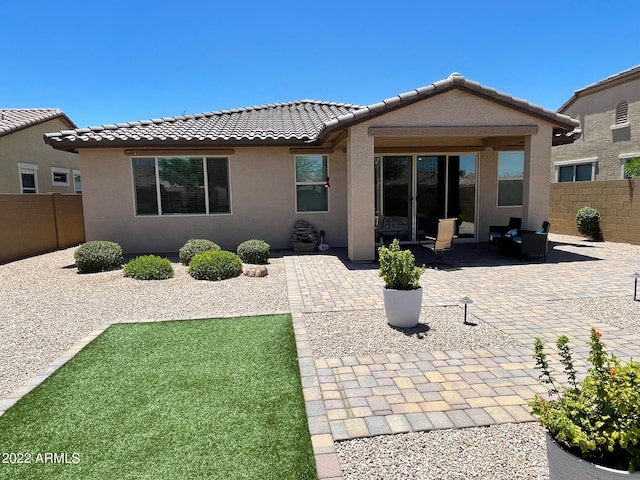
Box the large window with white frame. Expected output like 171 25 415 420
132 156 230 216
17 162 38 193
295 155 328 212
497 151 523 206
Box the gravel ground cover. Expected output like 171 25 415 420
558 296 640 336
336 422 549 480
304 306 523 357
0 247 287 400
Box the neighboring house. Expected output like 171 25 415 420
44 73 578 261
552 65 640 182
0 109 80 194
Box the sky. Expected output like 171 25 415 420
1 1 639 129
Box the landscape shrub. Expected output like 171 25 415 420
178 238 220 265
237 239 270 264
576 206 602 240
74 240 123 274
124 255 174 280
189 250 243 281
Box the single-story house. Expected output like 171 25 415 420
1 109 80 194
44 73 579 262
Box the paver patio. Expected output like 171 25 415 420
287 239 640 480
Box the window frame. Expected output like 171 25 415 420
51 167 71 187
620 153 640 178
496 151 524 207
17 162 38 194
294 154 329 213
554 158 597 182
131 156 232 217
72 169 82 193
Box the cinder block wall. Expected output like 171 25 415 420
549 178 640 244
0 193 85 263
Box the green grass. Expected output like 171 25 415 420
0 315 317 479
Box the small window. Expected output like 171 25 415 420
17 162 38 193
558 164 593 182
73 170 82 193
51 167 70 186
615 101 629 125
555 158 596 182
295 155 328 212
497 152 523 206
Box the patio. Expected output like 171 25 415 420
286 235 640 478
0 234 639 479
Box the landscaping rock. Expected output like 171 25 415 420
244 265 268 277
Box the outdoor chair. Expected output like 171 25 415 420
421 218 457 267
498 220 551 262
488 216 521 251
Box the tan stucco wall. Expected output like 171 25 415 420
552 77 640 181
79 147 348 253
0 118 80 193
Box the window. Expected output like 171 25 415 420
558 164 593 182
295 155 328 212
73 170 82 193
554 158 597 182
615 101 629 125
497 152 523 206
132 157 230 216
17 162 38 193
51 167 70 186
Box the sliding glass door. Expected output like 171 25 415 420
375 154 476 241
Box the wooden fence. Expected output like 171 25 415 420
0 193 85 263
549 177 640 245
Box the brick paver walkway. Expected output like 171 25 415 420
287 241 640 479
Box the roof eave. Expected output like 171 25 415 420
316 82 579 143
43 136 321 153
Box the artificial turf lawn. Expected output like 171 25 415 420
0 315 317 479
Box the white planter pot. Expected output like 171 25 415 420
382 287 422 328
546 432 640 479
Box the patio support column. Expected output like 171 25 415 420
346 124 375 262
522 124 552 230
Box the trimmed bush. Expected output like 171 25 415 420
74 240 123 274
576 206 602 240
178 238 220 265
124 255 174 280
189 250 243 281
237 239 270 264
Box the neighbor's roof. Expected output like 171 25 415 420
0 108 77 138
558 65 640 113
44 74 580 152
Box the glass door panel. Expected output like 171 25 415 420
456 155 476 238
382 156 412 240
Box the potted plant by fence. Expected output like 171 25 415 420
530 328 640 479
378 239 425 328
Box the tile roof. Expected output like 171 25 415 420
317 73 579 143
0 109 76 138
558 65 640 113
44 101 361 150
44 74 580 151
